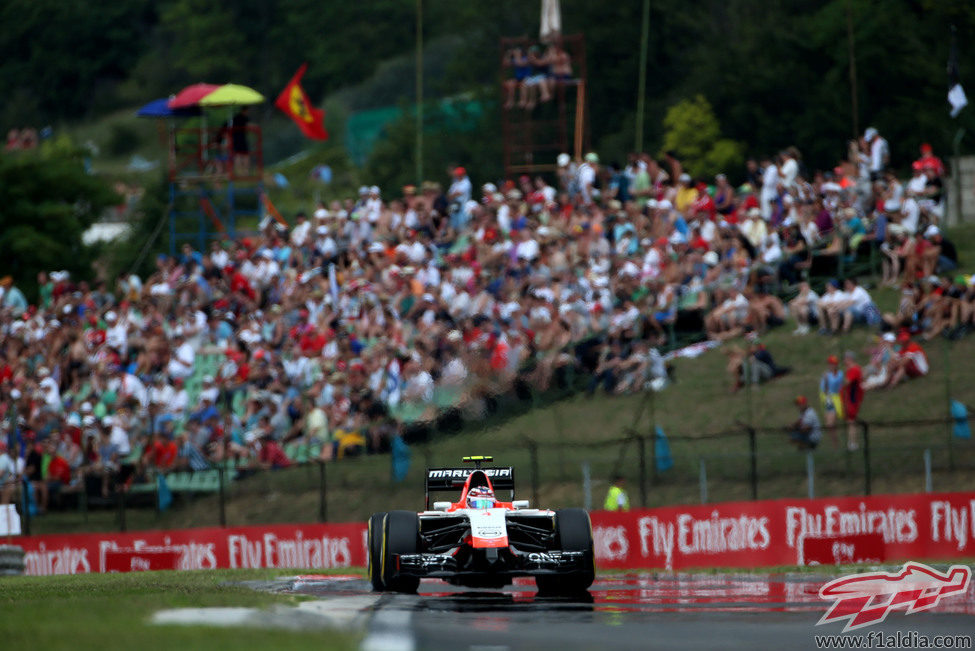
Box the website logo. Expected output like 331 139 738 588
817 562 971 632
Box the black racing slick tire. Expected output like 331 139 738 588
536 508 595 594
367 512 386 591
381 510 420 593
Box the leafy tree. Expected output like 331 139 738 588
0 146 120 297
661 95 744 179
158 0 248 81
0 0 151 123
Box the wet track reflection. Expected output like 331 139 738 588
287 572 975 615
280 572 975 650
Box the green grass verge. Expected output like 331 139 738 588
0 568 361 651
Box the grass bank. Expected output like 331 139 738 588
0 568 360 650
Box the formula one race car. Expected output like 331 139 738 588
367 456 594 594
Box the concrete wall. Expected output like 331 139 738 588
946 155 975 226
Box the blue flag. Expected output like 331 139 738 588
655 426 674 472
157 474 173 511
391 436 411 483
951 400 971 440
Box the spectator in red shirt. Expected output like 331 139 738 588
690 182 716 220
841 351 864 450
914 143 945 178
257 436 292 470
142 431 178 474
887 331 930 387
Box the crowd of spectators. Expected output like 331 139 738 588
0 120 968 510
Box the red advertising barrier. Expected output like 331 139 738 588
798 533 885 566
590 490 975 570
13 490 975 575
104 548 181 573
17 522 367 576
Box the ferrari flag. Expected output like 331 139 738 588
275 63 328 140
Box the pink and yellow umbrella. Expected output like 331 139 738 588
167 83 221 109
167 83 264 109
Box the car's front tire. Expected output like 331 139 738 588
536 508 595 594
381 510 420 593
367 512 386 591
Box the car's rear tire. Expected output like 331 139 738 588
382 510 420 593
536 508 595 595
367 512 386 591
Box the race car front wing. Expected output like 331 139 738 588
396 547 590 578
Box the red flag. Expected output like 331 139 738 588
275 63 328 141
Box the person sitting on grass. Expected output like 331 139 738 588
587 339 623 396
881 282 922 332
863 332 897 390
789 281 819 335
747 286 787 334
705 288 749 341
886 331 929 388
833 278 880 333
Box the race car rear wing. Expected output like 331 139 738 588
424 467 515 509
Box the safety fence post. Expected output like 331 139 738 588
747 426 758 500
699 459 708 504
526 438 539 507
218 466 227 527
923 449 932 493
637 435 648 508
861 421 871 496
806 452 815 500
118 487 127 532
581 461 592 511
318 462 327 523
20 479 30 536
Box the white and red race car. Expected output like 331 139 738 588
367 456 594 594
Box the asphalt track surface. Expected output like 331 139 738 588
276 572 975 651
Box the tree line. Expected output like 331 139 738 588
1 0 974 176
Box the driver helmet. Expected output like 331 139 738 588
466 486 496 509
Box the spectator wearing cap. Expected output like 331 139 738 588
447 166 472 231
556 152 578 198
863 332 897 390
819 354 844 448
915 143 945 178
577 153 599 205
674 173 698 215
922 225 958 275
789 395 822 450
886 331 929 388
